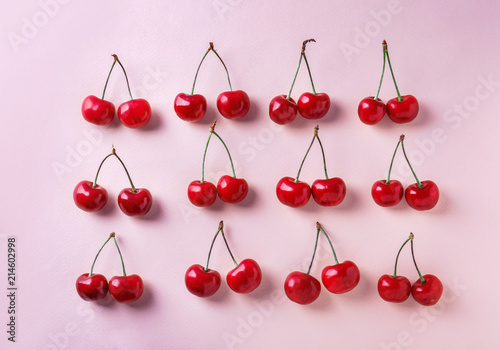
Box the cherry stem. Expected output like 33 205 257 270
295 125 323 182
219 223 238 267
112 54 133 100
385 135 403 184
213 131 237 178
383 41 402 102
200 121 216 182
286 39 316 100
112 235 127 277
89 232 114 277
301 40 317 95
410 233 426 283
286 54 303 100
400 136 422 187
112 147 137 193
393 234 412 278
205 221 223 271
317 222 339 265
306 227 321 275
210 43 233 91
314 126 329 179
374 42 386 101
101 56 117 100
191 46 212 95
92 152 114 189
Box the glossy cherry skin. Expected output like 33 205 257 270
386 95 419 124
411 274 443 306
276 177 311 208
76 273 108 301
321 261 360 294
117 98 151 128
405 180 439 211
73 180 108 212
226 259 262 294
358 96 386 125
174 93 207 122
187 180 217 207
217 175 248 204
297 92 330 120
117 188 153 216
311 177 346 206
377 274 411 303
81 95 115 125
217 90 250 120
185 264 221 298
284 271 321 305
269 95 297 125
108 274 144 303
371 180 404 207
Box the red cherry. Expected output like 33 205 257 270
358 97 386 125
269 95 297 125
321 261 360 294
226 259 262 294
311 177 346 206
81 95 115 125
276 176 311 208
371 180 404 207
174 93 207 122
108 274 144 303
185 264 221 298
117 188 153 216
377 274 411 303
386 95 419 124
405 180 439 211
76 273 108 301
297 92 330 120
73 180 108 212
284 271 321 305
411 274 443 306
117 98 151 128
187 180 217 207
217 175 248 204
217 90 250 120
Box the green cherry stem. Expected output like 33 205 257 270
112 234 127 277
383 40 402 102
200 121 216 183
92 151 115 189
210 42 233 92
317 222 339 265
191 45 212 95
212 131 236 178
112 54 133 100
400 135 422 187
205 221 223 272
306 226 321 275
385 134 404 184
101 55 118 100
301 39 317 95
112 147 137 193
374 41 387 101
295 125 328 182
393 234 412 278
89 232 114 277
410 233 426 283
219 221 238 267
286 39 316 100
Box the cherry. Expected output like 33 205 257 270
311 178 346 206
217 90 250 120
187 180 217 207
358 97 386 125
284 271 321 305
73 180 108 212
298 92 330 120
411 274 443 306
269 95 297 125
217 175 248 204
226 258 262 294
276 177 311 208
185 264 221 297
174 93 207 122
118 188 153 217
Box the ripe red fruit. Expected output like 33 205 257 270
411 274 443 306
117 98 152 128
187 180 217 207
297 92 330 120
377 274 412 303
311 177 346 206
81 95 115 125
174 93 207 122
371 180 404 207
217 175 248 203
109 274 144 303
117 188 153 217
386 95 419 124
185 264 221 298
226 259 262 294
276 177 311 208
405 180 439 211
73 180 108 212
321 261 360 294
269 95 298 125
357 97 386 125
284 271 321 305
217 90 250 120
76 273 108 301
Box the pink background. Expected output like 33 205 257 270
2 1 500 349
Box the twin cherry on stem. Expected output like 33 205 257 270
372 134 439 210
188 120 248 207
378 233 443 306
269 39 331 125
82 54 152 128
76 232 144 304
358 40 419 125
276 125 346 208
73 146 153 217
185 221 262 297
174 42 250 122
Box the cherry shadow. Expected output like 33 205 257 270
240 267 275 301
137 107 165 132
233 97 259 123
137 198 165 221
197 104 219 125
95 199 118 216
95 292 117 308
128 283 155 310
206 283 230 303
235 187 257 208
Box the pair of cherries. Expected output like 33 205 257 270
73 147 153 217
185 221 262 297
285 223 360 305
358 40 419 125
277 126 346 208
378 233 443 306
175 42 250 122
76 233 144 304
82 54 152 128
270 39 330 125
372 135 439 211
188 121 248 207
